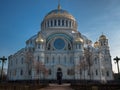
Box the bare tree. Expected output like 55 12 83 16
77 57 88 80
84 46 93 80
34 60 48 82
25 50 34 80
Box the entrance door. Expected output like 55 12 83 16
56 68 63 80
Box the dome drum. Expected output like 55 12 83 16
41 7 77 30
41 17 77 30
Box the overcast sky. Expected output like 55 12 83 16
0 0 120 73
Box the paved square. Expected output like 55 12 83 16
38 84 74 90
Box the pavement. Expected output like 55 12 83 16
37 83 74 90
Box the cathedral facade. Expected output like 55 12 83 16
7 4 113 81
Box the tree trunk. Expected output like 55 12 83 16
1 62 4 80
117 62 120 74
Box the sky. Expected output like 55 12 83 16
0 0 120 73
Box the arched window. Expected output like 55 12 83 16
106 71 109 77
38 44 40 49
68 44 71 50
58 19 60 26
48 44 50 50
20 69 23 76
67 69 70 75
51 20 53 27
96 69 98 75
62 20 64 26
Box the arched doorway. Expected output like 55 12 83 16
57 67 62 72
56 67 63 84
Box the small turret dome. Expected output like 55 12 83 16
94 41 99 48
75 37 83 43
36 34 44 43
99 34 107 40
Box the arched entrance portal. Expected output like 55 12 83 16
57 68 62 72
56 68 63 84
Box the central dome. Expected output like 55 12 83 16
41 4 77 30
44 9 75 21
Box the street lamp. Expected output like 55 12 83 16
0 56 7 80
113 56 120 74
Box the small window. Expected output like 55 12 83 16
38 44 40 49
20 70 23 76
48 44 50 50
106 71 109 76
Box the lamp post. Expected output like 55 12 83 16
0 56 7 80
113 56 120 74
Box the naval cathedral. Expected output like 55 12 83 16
8 4 113 81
